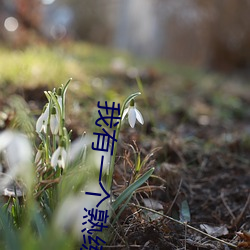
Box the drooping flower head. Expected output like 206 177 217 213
57 87 63 112
122 99 144 128
35 143 43 165
51 140 67 170
50 106 59 135
0 130 33 190
36 103 50 134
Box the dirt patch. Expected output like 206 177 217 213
2 74 250 249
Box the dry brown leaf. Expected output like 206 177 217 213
237 231 250 248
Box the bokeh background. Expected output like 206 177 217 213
2 0 250 72
0 1 250 249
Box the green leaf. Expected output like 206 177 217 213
179 199 191 222
0 208 21 250
62 78 72 98
111 192 133 225
32 209 45 237
112 167 154 211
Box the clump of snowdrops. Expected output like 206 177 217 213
0 79 154 249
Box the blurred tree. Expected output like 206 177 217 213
63 0 114 44
160 0 250 71
16 0 41 32
203 0 250 71
0 0 42 46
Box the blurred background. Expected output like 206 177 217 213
1 0 250 73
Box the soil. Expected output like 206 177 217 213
1 70 250 250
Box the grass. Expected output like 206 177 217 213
0 42 132 87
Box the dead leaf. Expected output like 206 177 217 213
142 198 164 221
200 224 229 237
142 198 163 210
237 231 250 248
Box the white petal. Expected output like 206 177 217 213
41 122 47 133
122 107 129 120
36 113 45 133
44 104 50 119
93 150 111 174
135 109 144 125
51 147 61 168
1 132 33 191
35 150 42 164
67 136 90 163
6 133 32 170
54 183 106 239
0 130 13 151
60 148 67 169
50 114 59 135
128 108 136 128
58 159 64 169
57 96 63 112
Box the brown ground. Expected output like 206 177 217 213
1 69 250 250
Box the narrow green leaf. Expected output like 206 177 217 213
32 209 45 237
112 167 154 211
62 78 72 98
111 192 133 225
135 152 141 172
0 208 21 250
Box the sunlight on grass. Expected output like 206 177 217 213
0 45 85 86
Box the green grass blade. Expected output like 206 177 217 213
111 192 133 225
112 167 154 211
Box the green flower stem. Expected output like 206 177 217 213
48 92 63 136
52 134 56 152
44 95 53 164
61 78 72 126
107 92 141 192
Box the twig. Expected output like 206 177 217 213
184 221 187 250
233 192 250 227
166 178 183 215
129 203 237 249
221 190 236 221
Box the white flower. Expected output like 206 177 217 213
54 183 109 239
35 148 42 164
51 145 67 169
50 106 59 135
57 95 63 111
35 144 43 164
67 135 110 173
0 130 33 190
122 99 144 128
56 87 63 113
36 104 50 133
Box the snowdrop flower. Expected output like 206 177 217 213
122 99 144 128
35 143 43 164
54 183 109 239
56 87 63 111
67 135 111 174
50 106 59 135
0 130 33 190
36 103 50 133
51 142 67 169
67 134 89 163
